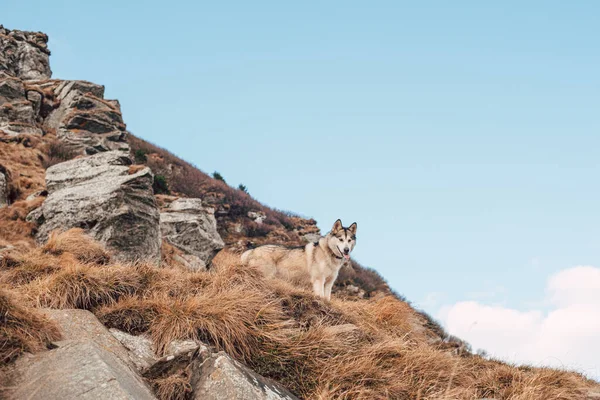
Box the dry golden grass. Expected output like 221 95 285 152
150 372 193 400
0 247 64 285
42 228 111 264
0 133 48 202
0 197 44 246
0 287 61 364
0 233 597 399
24 262 142 310
128 164 146 175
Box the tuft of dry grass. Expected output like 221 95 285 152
0 248 63 285
24 262 142 310
96 296 160 335
42 228 111 264
0 287 61 365
149 372 193 400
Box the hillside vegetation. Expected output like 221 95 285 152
2 229 597 399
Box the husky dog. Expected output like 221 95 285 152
241 219 357 300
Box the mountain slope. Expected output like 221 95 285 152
0 25 598 400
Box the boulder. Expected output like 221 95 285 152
32 151 161 263
43 79 129 155
0 25 51 80
248 210 267 224
1 309 156 400
0 169 7 207
191 352 299 400
5 341 156 400
160 198 224 270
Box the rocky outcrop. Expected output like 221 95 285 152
191 352 298 400
41 79 130 154
160 198 224 270
0 26 128 152
31 151 161 263
2 309 156 400
0 72 42 135
0 25 51 80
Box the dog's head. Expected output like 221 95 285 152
327 219 357 261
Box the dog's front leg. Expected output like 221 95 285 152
312 278 325 298
324 278 335 301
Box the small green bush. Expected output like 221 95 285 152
134 149 148 164
238 184 248 194
153 175 169 194
212 171 226 183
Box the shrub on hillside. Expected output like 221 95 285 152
212 171 225 183
127 134 303 236
134 149 148 164
153 175 169 194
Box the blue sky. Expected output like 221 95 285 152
4 1 600 377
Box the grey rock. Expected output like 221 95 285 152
33 151 161 263
0 309 156 400
26 89 42 118
44 150 131 192
0 170 7 208
42 309 135 368
109 329 156 372
5 341 156 400
25 189 47 201
160 198 224 270
191 352 299 400
248 211 267 224
0 73 41 136
44 79 128 155
0 25 51 80
109 328 208 379
54 79 105 99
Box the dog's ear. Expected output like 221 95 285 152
332 219 343 233
348 222 357 235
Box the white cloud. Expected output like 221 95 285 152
438 266 600 381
